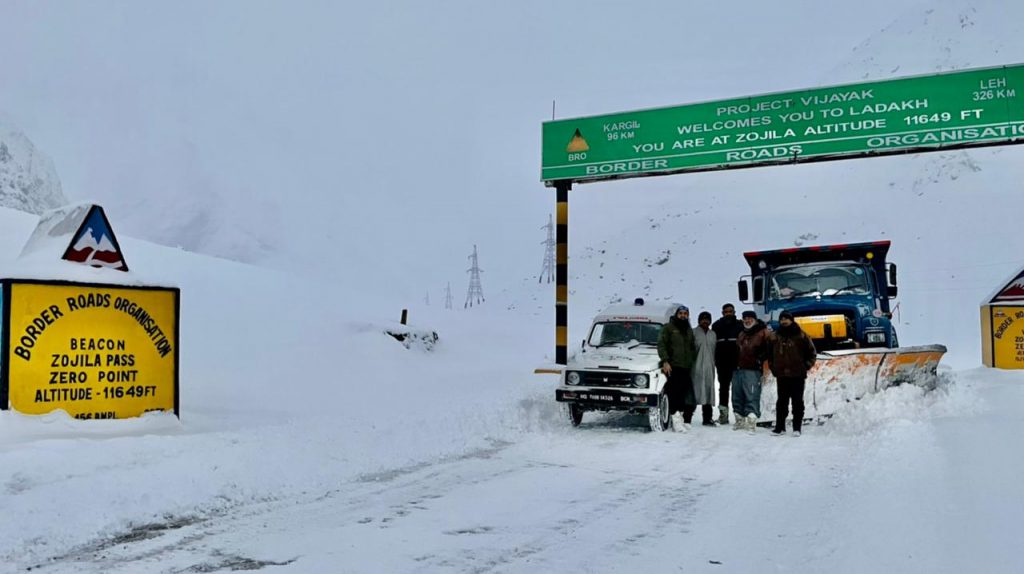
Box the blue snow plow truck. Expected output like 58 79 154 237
737 240 900 350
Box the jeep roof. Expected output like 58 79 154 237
592 301 683 325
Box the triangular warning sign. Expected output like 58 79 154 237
20 204 130 272
566 129 590 153
992 269 1024 302
63 205 129 271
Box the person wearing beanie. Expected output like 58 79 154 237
658 305 698 432
711 303 742 425
768 310 817 437
693 311 718 426
733 310 769 433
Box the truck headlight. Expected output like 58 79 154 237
866 332 886 344
633 374 649 388
566 372 581 385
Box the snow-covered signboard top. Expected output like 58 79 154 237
985 268 1024 304
20 203 128 271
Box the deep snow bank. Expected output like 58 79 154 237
0 204 554 565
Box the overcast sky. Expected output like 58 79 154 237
0 0 930 296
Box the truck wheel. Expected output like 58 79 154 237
648 393 670 432
562 403 584 427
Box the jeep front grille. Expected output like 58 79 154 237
579 371 636 387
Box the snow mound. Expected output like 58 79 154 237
825 369 986 436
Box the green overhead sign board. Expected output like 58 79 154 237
541 64 1024 184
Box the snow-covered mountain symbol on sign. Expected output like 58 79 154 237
63 207 128 271
994 271 1024 301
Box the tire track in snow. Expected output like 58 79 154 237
17 435 705 573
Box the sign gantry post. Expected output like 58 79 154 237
555 180 571 365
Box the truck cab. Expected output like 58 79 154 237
555 299 680 431
737 241 900 350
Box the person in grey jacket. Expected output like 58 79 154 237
693 311 718 426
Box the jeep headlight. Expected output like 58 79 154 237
633 374 649 388
566 371 581 385
866 332 886 344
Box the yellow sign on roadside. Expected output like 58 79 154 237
984 305 1024 369
3 281 179 419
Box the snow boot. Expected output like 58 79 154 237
771 428 784 437
718 406 730 426
700 405 716 426
733 415 745 431
671 413 685 432
746 413 758 433
791 430 801 438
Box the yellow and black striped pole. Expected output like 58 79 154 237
555 180 571 365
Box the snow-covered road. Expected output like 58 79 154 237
18 369 1022 574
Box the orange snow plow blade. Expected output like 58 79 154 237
812 345 947 390
761 345 947 421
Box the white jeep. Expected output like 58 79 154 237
555 300 681 431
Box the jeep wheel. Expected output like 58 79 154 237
562 403 584 427
648 393 670 432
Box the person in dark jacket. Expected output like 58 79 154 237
711 303 742 425
734 310 769 432
658 305 697 431
768 310 817 437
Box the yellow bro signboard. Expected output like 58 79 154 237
3 281 179 419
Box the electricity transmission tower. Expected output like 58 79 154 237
425 291 430 306
539 213 555 283
444 283 453 310
465 245 485 308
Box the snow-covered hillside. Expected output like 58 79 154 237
0 118 66 215
2 0 1024 571
827 0 1024 81
0 199 1020 572
0 203 553 570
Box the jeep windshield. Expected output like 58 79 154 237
588 321 662 347
769 263 871 301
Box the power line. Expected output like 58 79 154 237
465 245 485 308
539 213 555 283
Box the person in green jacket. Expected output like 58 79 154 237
658 305 698 431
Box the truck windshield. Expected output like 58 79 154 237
588 322 662 347
769 263 871 300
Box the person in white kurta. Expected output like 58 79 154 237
693 311 718 425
